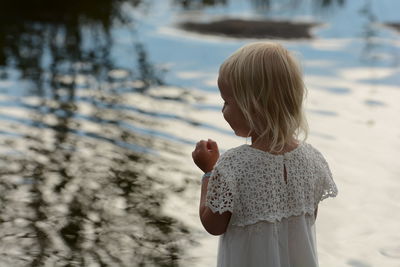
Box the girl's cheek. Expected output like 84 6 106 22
221 108 227 118
222 113 227 122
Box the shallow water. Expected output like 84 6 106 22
0 0 399 266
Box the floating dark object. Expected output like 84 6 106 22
385 23 400 33
179 18 320 39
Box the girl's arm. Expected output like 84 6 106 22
193 139 232 235
199 177 232 235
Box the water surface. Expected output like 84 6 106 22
0 0 399 266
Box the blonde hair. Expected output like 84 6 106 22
219 42 308 152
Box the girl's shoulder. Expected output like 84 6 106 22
219 142 324 159
215 144 259 168
301 143 331 167
214 145 248 171
216 142 331 170
218 145 248 159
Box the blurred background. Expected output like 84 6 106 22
0 0 399 266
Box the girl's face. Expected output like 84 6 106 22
217 76 251 137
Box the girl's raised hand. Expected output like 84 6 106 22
192 139 220 173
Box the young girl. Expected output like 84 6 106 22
192 42 338 267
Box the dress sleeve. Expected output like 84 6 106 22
315 155 338 203
205 163 235 214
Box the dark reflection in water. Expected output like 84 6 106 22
0 128 195 265
0 0 196 266
250 0 345 11
174 0 346 10
174 0 227 9
359 0 381 64
0 0 164 92
313 0 345 7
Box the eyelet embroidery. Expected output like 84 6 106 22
205 143 338 227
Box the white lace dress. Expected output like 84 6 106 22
205 143 338 267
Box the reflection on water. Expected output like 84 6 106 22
173 0 346 9
0 0 197 266
0 0 400 266
359 0 380 64
0 128 195 265
174 0 228 9
249 0 345 12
